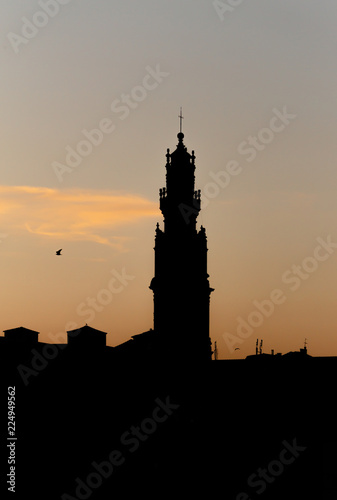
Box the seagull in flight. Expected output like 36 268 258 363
56 249 62 256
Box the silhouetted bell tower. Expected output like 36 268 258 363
150 124 213 362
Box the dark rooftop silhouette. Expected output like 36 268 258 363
67 324 107 349
3 326 39 346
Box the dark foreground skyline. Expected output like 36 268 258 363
2 325 337 499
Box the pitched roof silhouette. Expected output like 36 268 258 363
67 324 107 347
4 326 39 344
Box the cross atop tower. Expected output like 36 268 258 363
179 107 184 133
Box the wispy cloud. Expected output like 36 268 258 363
0 186 159 250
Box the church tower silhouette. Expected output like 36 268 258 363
150 124 214 362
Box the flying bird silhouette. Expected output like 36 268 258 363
56 249 62 256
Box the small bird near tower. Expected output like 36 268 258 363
56 249 62 256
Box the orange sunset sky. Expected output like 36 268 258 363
1 1 337 359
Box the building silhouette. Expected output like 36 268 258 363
150 131 213 362
67 324 107 349
3 326 39 347
1 126 337 499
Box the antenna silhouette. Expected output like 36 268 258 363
303 338 308 354
214 341 218 360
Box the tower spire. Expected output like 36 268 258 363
149 126 214 363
